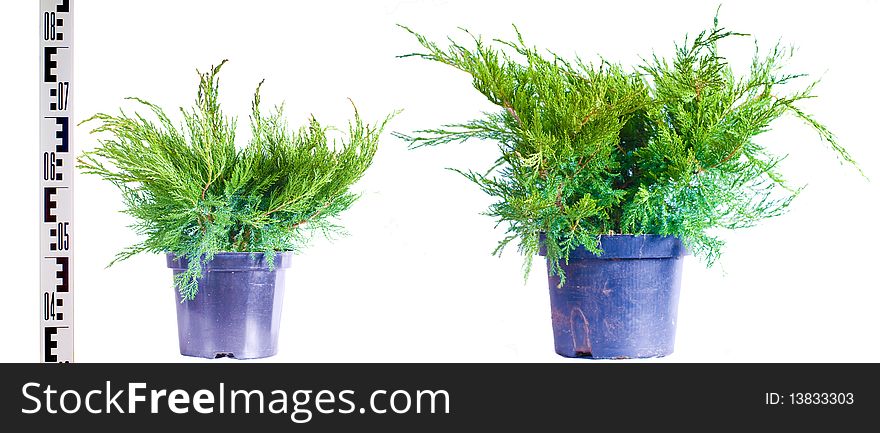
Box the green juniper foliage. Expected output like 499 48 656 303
79 61 394 300
397 17 859 284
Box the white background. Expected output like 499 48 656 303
1 0 878 362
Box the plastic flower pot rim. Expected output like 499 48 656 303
166 251 295 271
538 233 687 260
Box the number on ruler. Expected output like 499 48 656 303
50 82 69 111
50 222 70 251
44 12 56 41
43 151 57 180
57 222 69 250
43 292 56 320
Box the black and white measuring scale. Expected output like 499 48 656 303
39 0 73 363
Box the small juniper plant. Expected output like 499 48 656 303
397 16 860 284
79 61 395 300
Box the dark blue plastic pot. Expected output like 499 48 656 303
166 252 292 359
541 235 686 359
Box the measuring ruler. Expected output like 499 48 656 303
39 0 74 363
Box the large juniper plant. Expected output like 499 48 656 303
398 16 859 284
79 61 394 300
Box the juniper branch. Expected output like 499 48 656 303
78 61 396 300
399 14 859 283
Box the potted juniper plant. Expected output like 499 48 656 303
398 18 859 358
79 61 394 359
